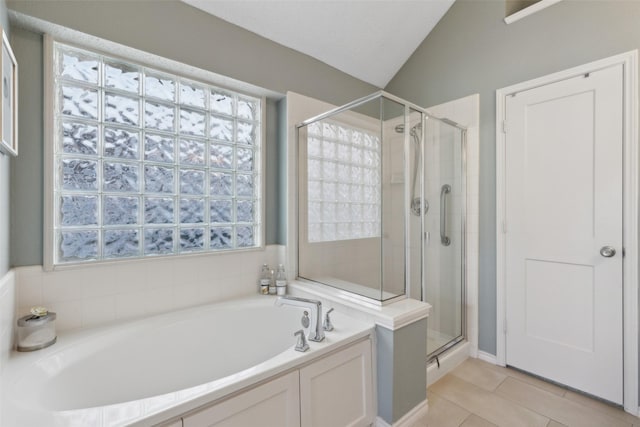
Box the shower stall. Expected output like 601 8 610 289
296 91 467 363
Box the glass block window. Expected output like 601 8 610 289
306 120 381 242
52 42 262 264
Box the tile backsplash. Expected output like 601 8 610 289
15 245 284 332
0 270 16 373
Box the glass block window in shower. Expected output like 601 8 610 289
306 120 381 242
52 42 262 264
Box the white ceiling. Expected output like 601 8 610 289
181 0 455 88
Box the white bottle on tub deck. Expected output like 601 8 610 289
275 264 287 296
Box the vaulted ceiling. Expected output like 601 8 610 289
182 0 455 88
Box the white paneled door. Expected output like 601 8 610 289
504 64 623 404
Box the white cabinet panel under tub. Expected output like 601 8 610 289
180 339 373 427
183 371 300 427
300 339 373 427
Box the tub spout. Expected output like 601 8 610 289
275 296 325 342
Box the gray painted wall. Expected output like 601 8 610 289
385 0 640 355
376 318 427 424
0 138 8 277
393 317 427 419
0 0 9 277
276 98 287 245
264 99 279 245
376 325 394 423
7 0 376 102
8 0 377 266
9 26 40 268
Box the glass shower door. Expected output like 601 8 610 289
424 119 465 359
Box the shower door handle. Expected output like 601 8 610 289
440 184 451 246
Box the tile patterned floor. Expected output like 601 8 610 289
416 358 640 427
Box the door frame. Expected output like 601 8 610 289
496 51 638 415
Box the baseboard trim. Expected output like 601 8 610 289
375 398 429 427
477 350 498 365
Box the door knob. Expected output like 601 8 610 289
600 246 616 258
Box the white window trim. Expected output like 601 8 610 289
43 34 267 270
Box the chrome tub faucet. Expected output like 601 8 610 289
275 296 325 342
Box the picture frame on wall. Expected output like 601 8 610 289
0 28 17 157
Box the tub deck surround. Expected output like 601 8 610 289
287 281 431 331
0 295 374 427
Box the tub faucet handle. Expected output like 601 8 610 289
294 329 309 352
301 311 310 328
324 308 334 331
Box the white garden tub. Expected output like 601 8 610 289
0 295 373 426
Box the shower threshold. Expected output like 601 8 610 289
427 328 465 364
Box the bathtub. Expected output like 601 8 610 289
0 295 374 426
